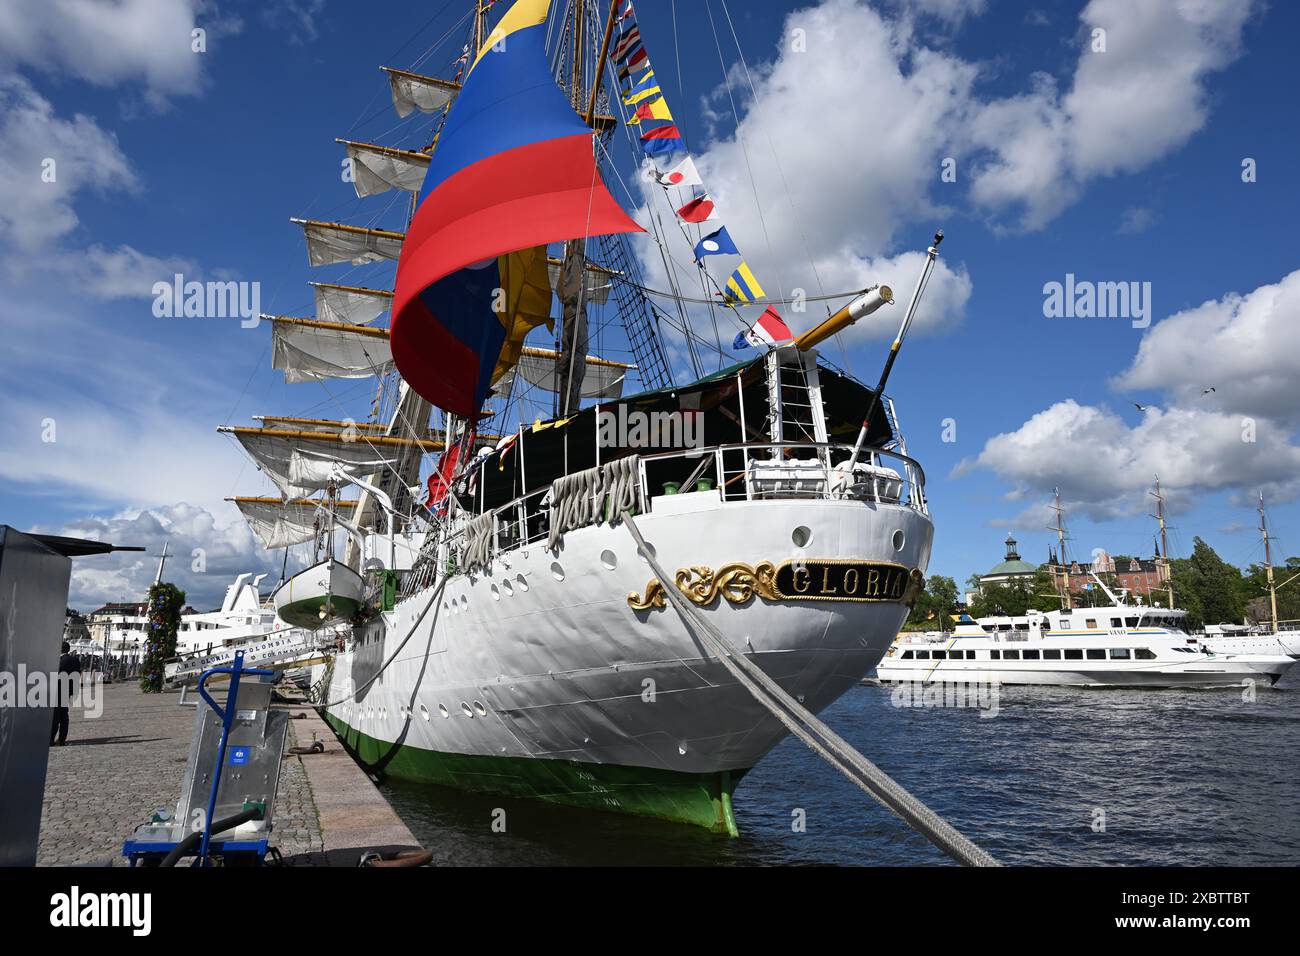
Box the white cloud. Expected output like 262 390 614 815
967 0 1258 228
0 76 137 253
1116 206 1157 235
902 0 989 27
36 503 277 611
957 400 1300 521
0 0 240 103
1114 269 1300 426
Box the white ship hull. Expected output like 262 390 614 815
320 495 932 830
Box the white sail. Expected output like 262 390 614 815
547 259 612 305
497 348 632 399
384 67 459 118
271 319 394 384
233 498 322 549
341 140 430 197
294 219 403 266
312 282 391 325
224 427 399 498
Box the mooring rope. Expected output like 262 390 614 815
548 456 641 550
621 511 1000 867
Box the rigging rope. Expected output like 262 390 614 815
620 510 1000 867
613 273 872 308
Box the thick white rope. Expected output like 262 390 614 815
621 510 999 867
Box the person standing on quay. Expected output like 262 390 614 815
50 641 81 746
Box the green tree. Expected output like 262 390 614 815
1168 537 1244 631
1239 556 1300 626
905 574 958 630
140 582 186 693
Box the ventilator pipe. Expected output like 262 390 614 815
794 285 894 352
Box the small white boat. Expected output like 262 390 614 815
272 558 364 630
877 601 1294 688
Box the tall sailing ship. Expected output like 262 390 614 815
222 0 938 833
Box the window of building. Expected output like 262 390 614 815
1043 649 1062 660
1086 649 1106 660
1109 648 1131 660
1064 649 1083 660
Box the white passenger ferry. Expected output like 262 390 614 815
877 579 1294 688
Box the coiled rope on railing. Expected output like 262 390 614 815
548 455 640 550
621 510 999 867
461 512 496 573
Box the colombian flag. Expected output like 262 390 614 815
391 0 642 418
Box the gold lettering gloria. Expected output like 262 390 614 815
628 559 925 609
627 562 780 610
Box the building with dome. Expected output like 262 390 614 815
967 534 1040 601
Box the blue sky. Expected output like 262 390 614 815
2 0 1298 608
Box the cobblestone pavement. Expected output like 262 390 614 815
38 681 323 865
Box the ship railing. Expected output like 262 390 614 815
399 441 927 597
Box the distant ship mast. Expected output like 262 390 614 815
1149 475 1173 609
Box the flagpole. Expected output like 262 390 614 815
844 231 943 471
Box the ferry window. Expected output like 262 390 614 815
998 624 1012 631
1003 649 1020 660
1109 648 1131 660
1110 618 1122 627
1086 649 1106 660
1043 649 1062 660
1125 617 1139 627
989 650 1001 660
1022 649 1040 660
1014 622 1029 630
1085 618 1097 629
1135 648 1156 660
915 651 930 660
931 650 947 660
1058 619 1071 629
1064 649 1083 660
901 650 914 659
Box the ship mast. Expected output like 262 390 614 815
1149 475 1173 609
556 0 592 416
1050 488 1071 610
1260 491 1279 633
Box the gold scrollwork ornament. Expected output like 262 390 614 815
628 561 780 610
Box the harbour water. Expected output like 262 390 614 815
382 669 1300 866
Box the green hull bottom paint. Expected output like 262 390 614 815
323 712 744 835
278 594 361 631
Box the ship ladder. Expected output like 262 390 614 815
623 511 999 867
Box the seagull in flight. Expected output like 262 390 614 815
1202 386 1216 395
1132 402 1149 412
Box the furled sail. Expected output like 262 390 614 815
219 425 440 497
382 66 460 118
338 140 431 197
496 347 634 400
546 258 612 305
271 317 394 383
311 282 392 325
230 496 358 550
293 218 404 266
390 0 643 418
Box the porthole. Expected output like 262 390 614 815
459 595 468 610
460 702 474 718
438 703 449 719
491 584 501 601
419 704 430 720
473 701 487 716
637 542 656 563
600 549 618 570
678 741 689 756
515 573 529 591
892 529 906 551
792 526 812 548
501 579 513 596
550 561 565 581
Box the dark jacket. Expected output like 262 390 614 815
55 653 82 707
